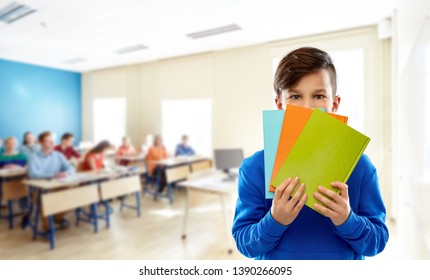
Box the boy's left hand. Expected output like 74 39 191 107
313 182 351 226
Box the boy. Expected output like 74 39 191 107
28 131 75 179
54 133 81 160
232 47 388 260
175 135 196 156
28 131 75 231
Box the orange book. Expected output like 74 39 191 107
269 105 348 192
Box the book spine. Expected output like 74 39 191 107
342 137 371 184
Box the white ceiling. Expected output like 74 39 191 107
0 0 397 72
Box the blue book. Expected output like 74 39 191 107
263 110 284 199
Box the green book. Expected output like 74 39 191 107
271 109 370 213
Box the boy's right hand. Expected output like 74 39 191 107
270 177 307 226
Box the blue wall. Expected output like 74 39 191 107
0 59 81 145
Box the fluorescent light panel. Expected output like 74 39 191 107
187 24 242 39
0 2 36 24
114 44 148 55
63 57 87 64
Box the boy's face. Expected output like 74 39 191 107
63 137 74 147
5 139 16 151
41 135 54 151
275 69 340 113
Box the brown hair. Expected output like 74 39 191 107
61 133 74 141
38 131 52 143
23 131 33 145
274 47 337 98
5 137 17 145
153 135 162 146
89 140 112 154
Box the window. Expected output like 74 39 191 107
162 99 212 156
272 57 281 109
424 43 430 180
93 98 126 147
330 49 365 131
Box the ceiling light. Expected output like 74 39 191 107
63 57 87 64
187 24 242 39
114 44 148 55
0 2 36 24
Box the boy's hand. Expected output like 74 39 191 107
271 177 307 226
313 182 351 226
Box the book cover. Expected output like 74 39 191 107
263 110 284 199
271 109 370 213
269 105 348 192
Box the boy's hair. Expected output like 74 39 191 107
61 133 74 141
38 131 52 143
274 47 337 98
5 137 17 144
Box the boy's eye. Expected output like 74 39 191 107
314 95 326 99
289 95 301 100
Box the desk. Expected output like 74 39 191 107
177 169 237 254
0 168 28 228
117 154 146 166
147 156 210 201
148 155 208 167
0 168 27 179
23 167 146 243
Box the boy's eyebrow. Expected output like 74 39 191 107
313 89 328 94
287 89 303 94
287 88 328 95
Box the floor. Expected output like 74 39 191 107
0 189 397 260
0 190 245 260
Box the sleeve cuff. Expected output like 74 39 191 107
259 210 289 239
334 210 362 237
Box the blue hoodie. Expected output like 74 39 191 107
232 151 389 260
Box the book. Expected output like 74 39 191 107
271 109 370 213
269 105 348 192
263 110 285 199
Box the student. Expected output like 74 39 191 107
0 137 29 226
232 47 388 260
82 140 112 171
20 131 39 158
0 137 27 169
145 135 168 193
28 131 75 231
174 135 195 156
139 134 154 157
54 133 81 160
28 131 75 179
0 138 4 154
116 136 136 165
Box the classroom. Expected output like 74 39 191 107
0 0 429 261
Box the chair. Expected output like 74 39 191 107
165 165 190 204
143 161 159 197
41 184 99 250
190 160 212 172
98 176 141 228
0 180 28 229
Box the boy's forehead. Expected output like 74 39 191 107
285 70 332 92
